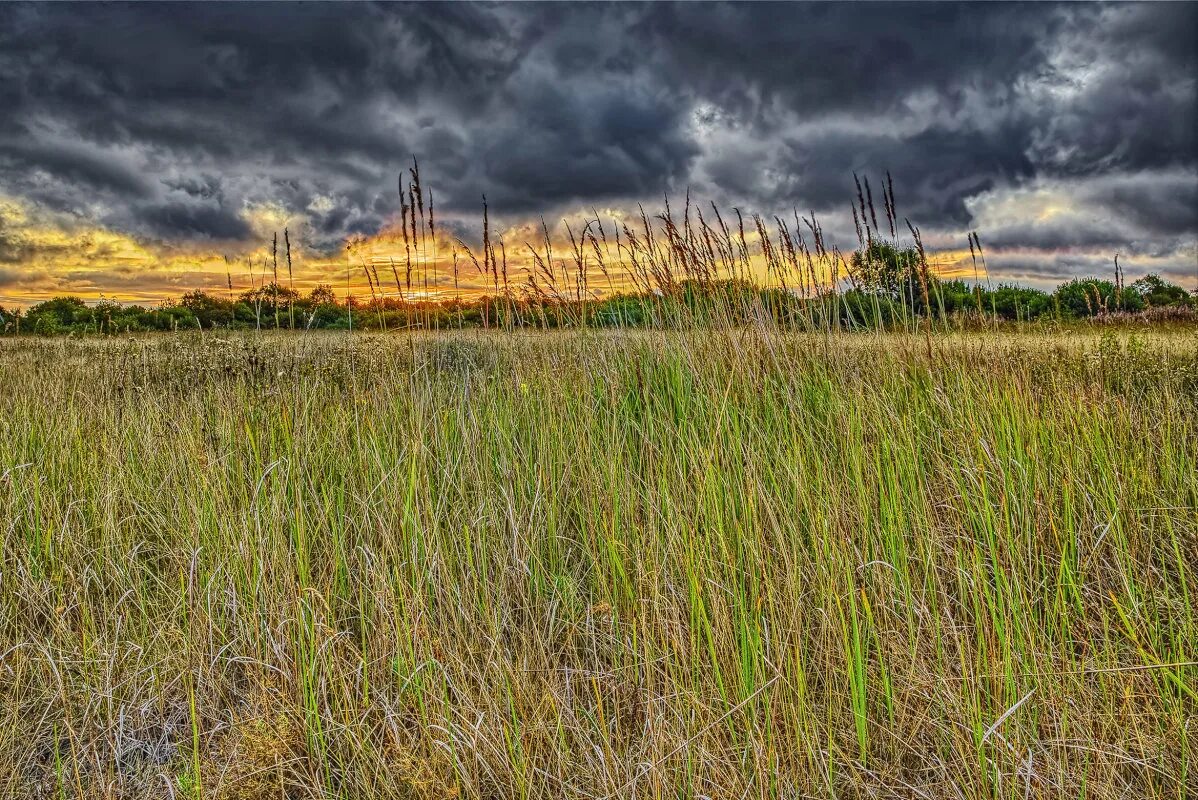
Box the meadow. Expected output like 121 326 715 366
0 325 1195 799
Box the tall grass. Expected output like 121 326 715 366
0 328 1194 798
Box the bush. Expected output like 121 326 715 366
988 284 1053 320
181 290 237 329
1054 278 1144 318
25 296 89 331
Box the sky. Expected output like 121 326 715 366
0 2 1195 306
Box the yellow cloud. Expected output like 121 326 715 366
3 194 965 308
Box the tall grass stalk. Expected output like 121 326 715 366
0 329 1194 798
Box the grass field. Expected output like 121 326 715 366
1 328 1195 799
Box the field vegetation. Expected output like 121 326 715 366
3 269 1194 337
2 170 1196 798
1 324 1195 798
2 170 1193 336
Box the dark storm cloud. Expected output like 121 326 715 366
0 139 153 199
0 2 1194 278
1080 173 1198 239
138 201 252 241
656 3 1196 240
762 122 1038 227
638 3 1062 116
477 78 699 211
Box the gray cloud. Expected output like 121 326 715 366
1077 173 1198 240
0 1 1194 286
137 201 252 241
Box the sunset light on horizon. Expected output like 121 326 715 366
1 3 1194 309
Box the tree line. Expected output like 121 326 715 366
1 245 1192 335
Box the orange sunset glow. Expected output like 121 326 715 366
0 2 1193 313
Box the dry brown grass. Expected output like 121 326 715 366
0 328 1194 798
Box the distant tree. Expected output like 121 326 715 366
90 299 125 333
24 296 90 333
26 296 86 319
849 241 922 297
180 290 236 328
239 282 300 328
313 302 353 329
144 304 199 331
33 314 63 336
929 279 989 316
109 304 152 333
308 284 338 307
297 284 343 329
1130 274 1191 307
